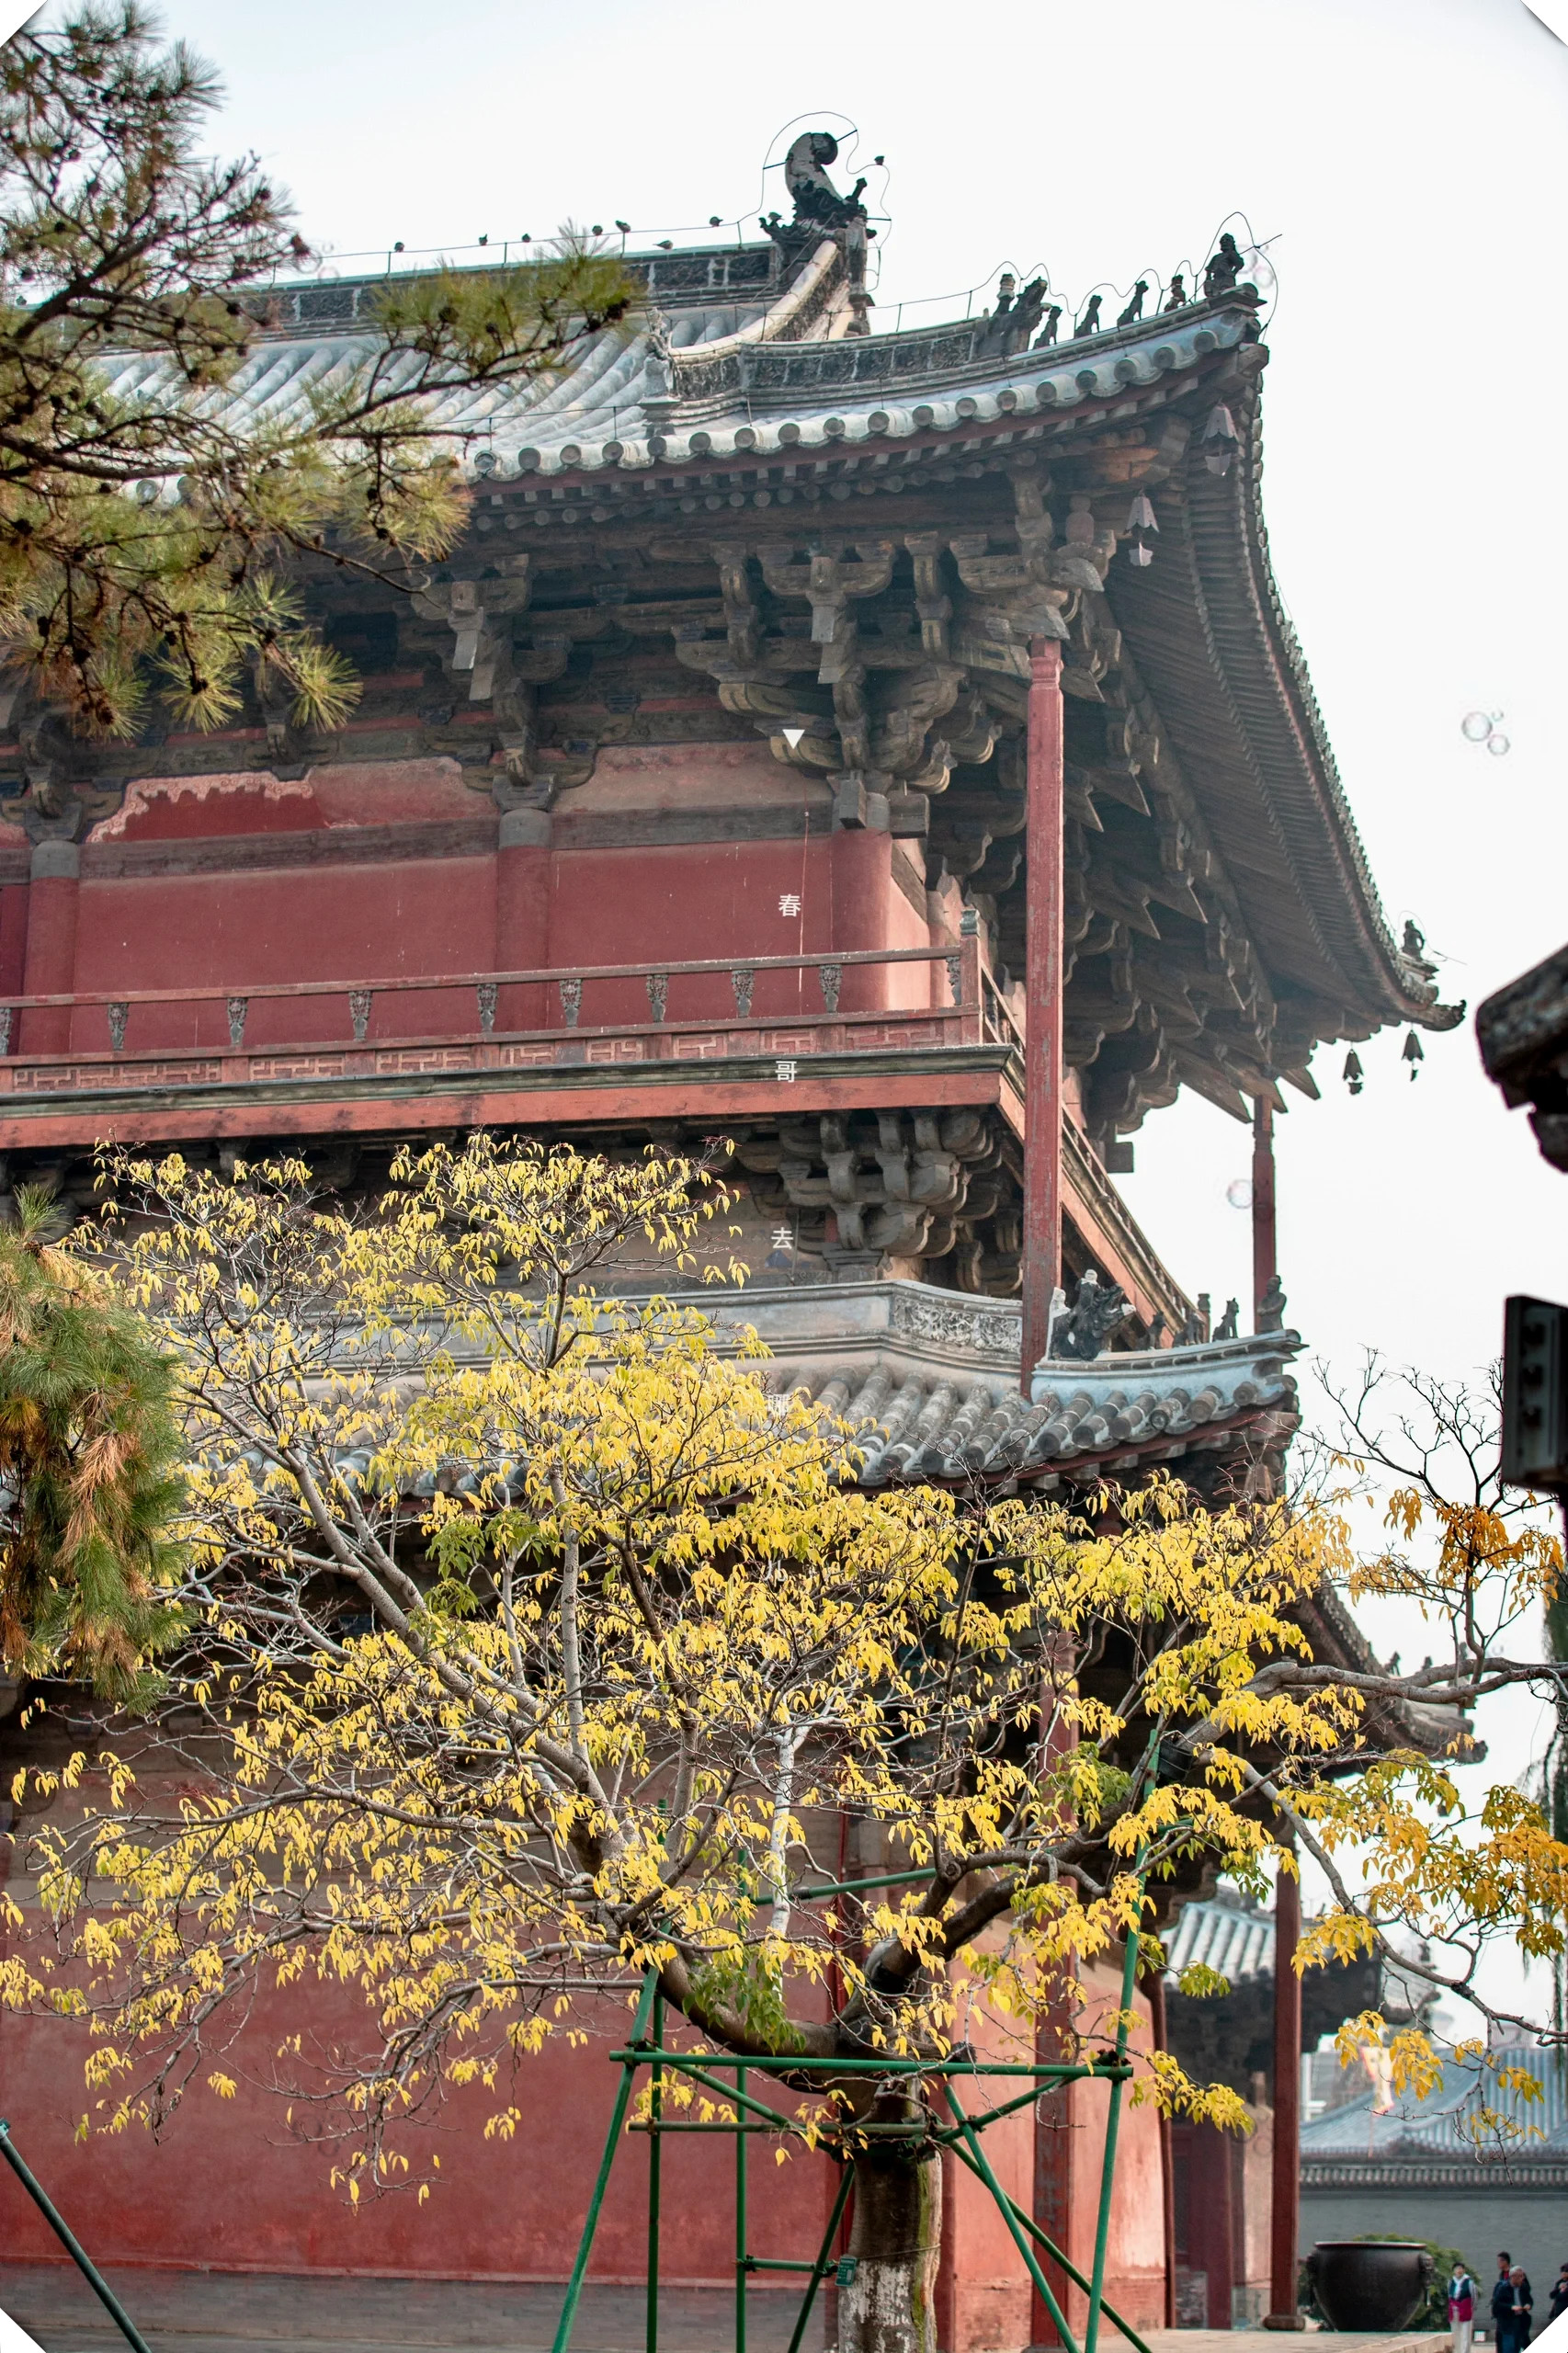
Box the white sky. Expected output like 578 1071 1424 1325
8 0 1568 2019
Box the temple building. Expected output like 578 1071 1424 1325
0 136 1460 2338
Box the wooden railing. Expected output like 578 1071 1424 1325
0 938 1022 1096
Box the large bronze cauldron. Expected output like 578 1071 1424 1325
1306 2241 1435 2331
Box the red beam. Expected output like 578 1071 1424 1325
1023 640 1065 1392
0 1063 1016 1154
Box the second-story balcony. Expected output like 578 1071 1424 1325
0 938 1011 1125
0 934 1190 1340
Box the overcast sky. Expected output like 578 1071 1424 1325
10 0 1568 2025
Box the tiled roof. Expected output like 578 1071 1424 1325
103 237 1259 488
363 1283 1301 1496
89 226 1453 1040
1301 2043 1568 2158
1163 1894 1275 1986
99 240 842 487
759 1313 1301 1490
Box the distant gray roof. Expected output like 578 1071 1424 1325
1301 2044 1568 2176
1164 1895 1275 1986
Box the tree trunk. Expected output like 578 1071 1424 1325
839 2104 942 2353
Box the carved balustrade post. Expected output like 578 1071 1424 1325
958 909 983 1038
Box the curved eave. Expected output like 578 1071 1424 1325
107 243 1455 1055
1108 376 1458 1042
517 286 1266 472
482 284 1455 1053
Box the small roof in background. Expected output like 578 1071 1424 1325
1163 1892 1275 1986
1301 2041 1568 2156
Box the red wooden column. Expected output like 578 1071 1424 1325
1022 639 1065 1392
1252 1096 1278 1327
19 839 80 1057
495 806 551 1029
1148 1968 1177 2328
1266 1843 1304 2329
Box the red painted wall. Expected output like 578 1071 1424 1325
74 860 502 1054
40 754 948 1056
935 1943 1037 2353
0 1983 830 2283
0 883 28 997
1035 1961 1167 2346
541 837 839 1029
0 1950 1160 2344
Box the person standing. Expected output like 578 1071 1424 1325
1494 2256 1512 2350
1503 2268 1534 2353
1548 2268 1568 2326
1450 2262 1477 2353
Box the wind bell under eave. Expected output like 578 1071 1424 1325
1125 493 1158 568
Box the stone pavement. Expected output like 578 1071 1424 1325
0 2271 1453 2353
0 2273 812 2353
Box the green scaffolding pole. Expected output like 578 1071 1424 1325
0 2120 155 2353
551 1971 659 2353
1085 1889 1145 2353
781 2164 854 2353
559 1892 1151 2353
735 2063 748 2353
944 2135 1154 2353
646 1988 664 2353
946 2082 1081 2353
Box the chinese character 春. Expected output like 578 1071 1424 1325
778 892 801 917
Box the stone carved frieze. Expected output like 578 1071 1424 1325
888 1288 1021 1359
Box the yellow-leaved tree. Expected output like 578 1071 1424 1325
4 1139 1566 2353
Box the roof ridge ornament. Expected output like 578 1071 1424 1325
1203 233 1245 301
1049 1267 1131 1361
783 131 868 231
760 130 872 327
